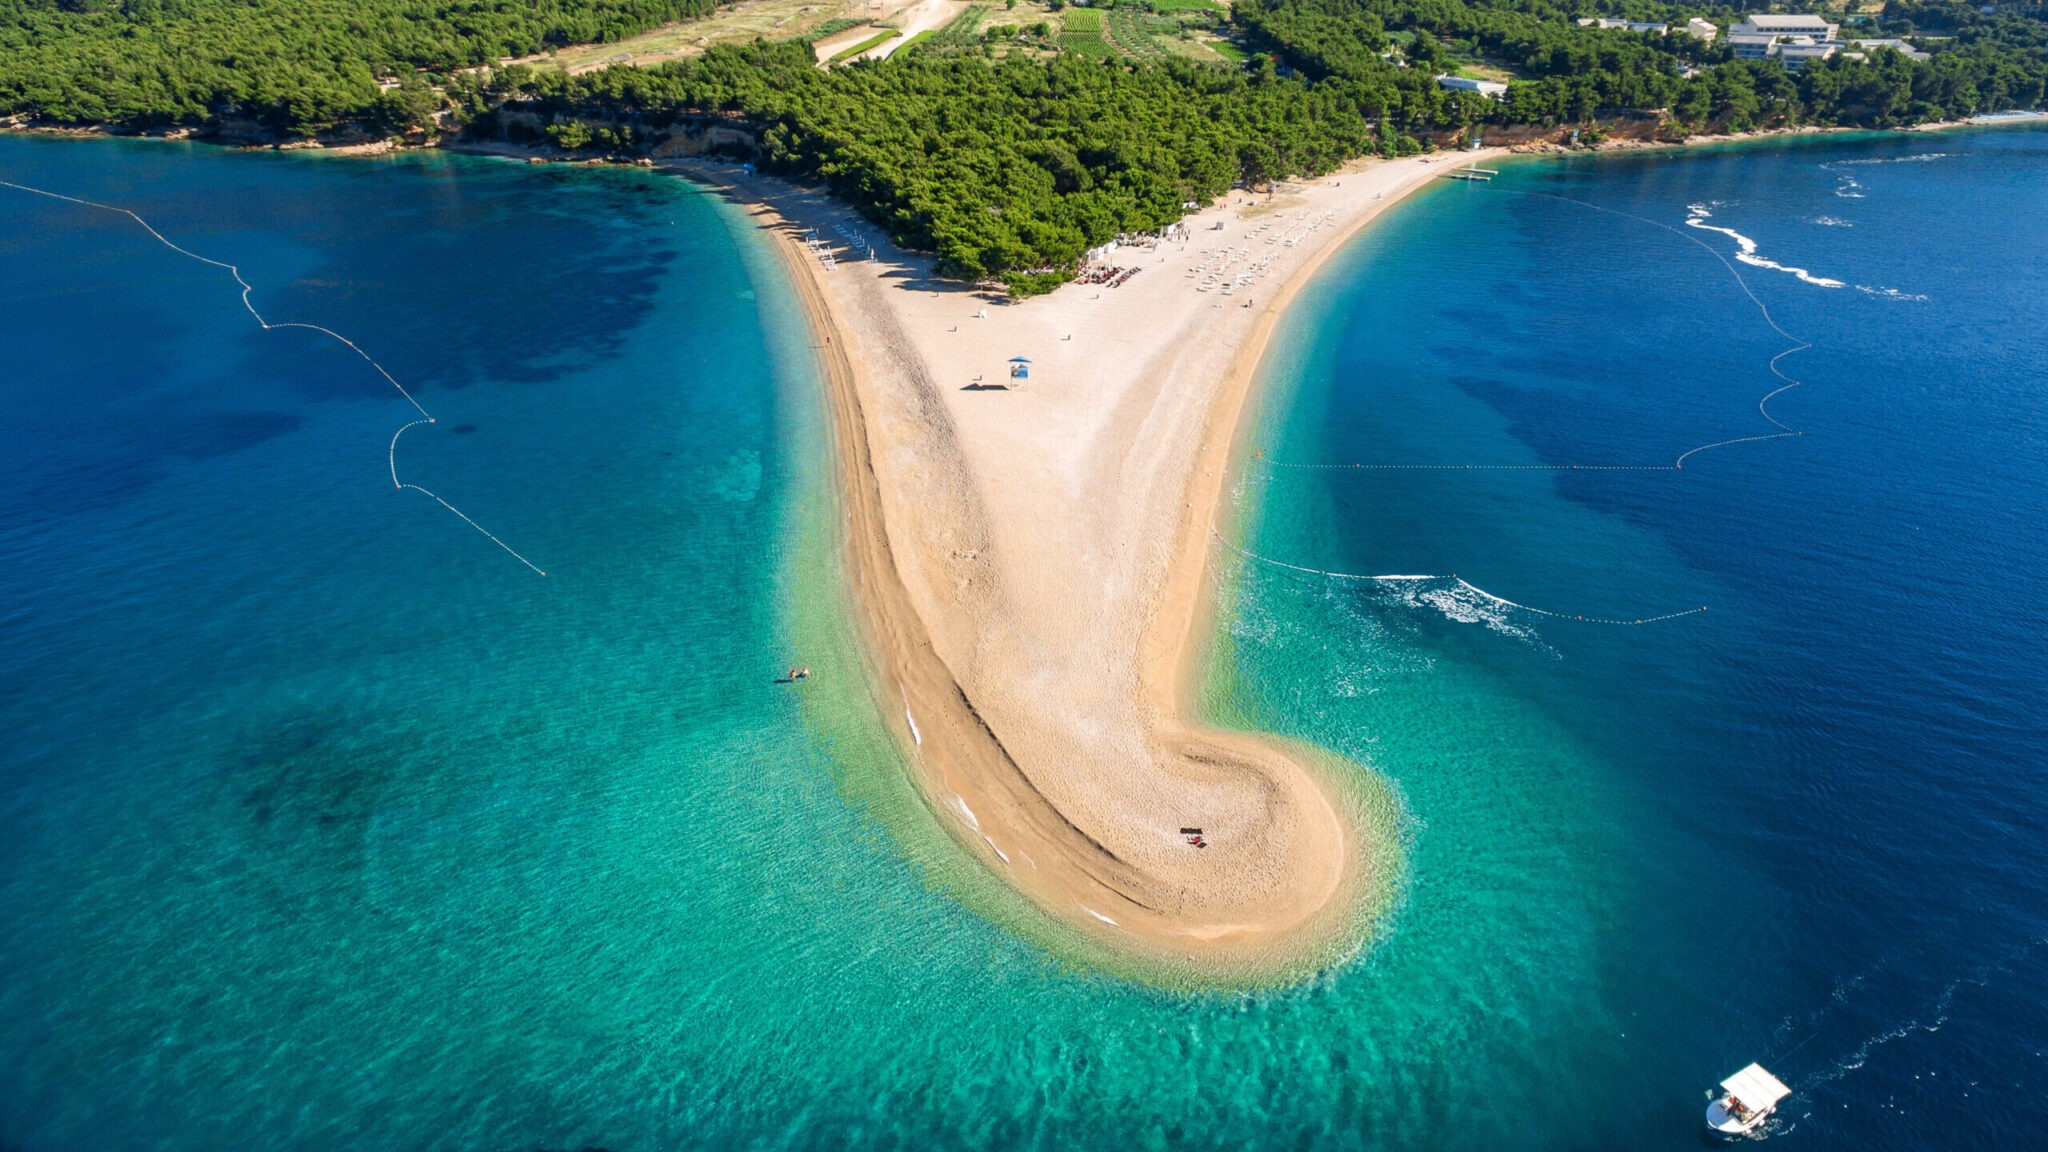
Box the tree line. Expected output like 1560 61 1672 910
483 44 1382 289
3 0 2043 289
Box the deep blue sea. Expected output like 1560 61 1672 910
1 125 2044 1150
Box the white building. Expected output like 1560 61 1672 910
1576 17 1670 33
1729 14 1841 42
1684 18 1719 41
1727 33 1783 59
1775 40 1841 68
1436 75 1509 99
1729 33 1841 67
1848 37 1932 61
1726 14 1858 69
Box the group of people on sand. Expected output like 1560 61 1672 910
1078 265 1141 288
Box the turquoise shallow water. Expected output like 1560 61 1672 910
2 128 2046 1150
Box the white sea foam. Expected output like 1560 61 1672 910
1858 285 1929 302
1227 590 1283 647
1685 203 1846 288
1810 216 1854 228
1396 581 1538 642
953 795 979 830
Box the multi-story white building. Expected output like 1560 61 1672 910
1774 40 1842 67
1729 13 1841 46
1727 14 1847 68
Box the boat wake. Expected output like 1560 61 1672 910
1824 151 1952 199
1731 937 2048 1143
1829 152 1953 167
1686 202 1846 288
1772 959 1888 1050
1858 285 1930 302
1211 528 1707 630
1684 202 1925 301
1798 938 2046 1093
0 178 546 576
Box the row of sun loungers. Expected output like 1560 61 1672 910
1185 209 1339 294
802 228 837 271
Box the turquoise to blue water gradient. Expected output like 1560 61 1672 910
2 126 2044 1149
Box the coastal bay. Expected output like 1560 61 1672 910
4 123 2047 1150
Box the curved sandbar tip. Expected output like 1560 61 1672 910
722 151 1484 987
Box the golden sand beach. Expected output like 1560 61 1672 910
693 149 1505 983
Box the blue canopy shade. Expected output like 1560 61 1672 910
1010 356 1032 363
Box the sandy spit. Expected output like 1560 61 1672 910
682 150 1504 985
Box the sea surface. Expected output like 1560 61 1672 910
1 126 2044 1150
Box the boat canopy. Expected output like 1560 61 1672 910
1720 1063 1791 1110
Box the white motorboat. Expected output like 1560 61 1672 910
1705 1062 1792 1136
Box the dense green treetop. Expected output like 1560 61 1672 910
3 0 2042 288
0 0 718 131
497 43 1379 282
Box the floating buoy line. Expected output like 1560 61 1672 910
1221 183 1830 625
2 179 546 577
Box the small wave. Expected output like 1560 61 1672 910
1685 204 1845 288
1858 285 1929 302
1810 216 1854 228
1397 582 1539 642
1827 152 1951 168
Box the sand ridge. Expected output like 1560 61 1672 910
694 150 1504 984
